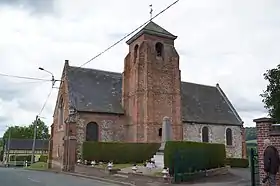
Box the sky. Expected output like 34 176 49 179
0 0 279 136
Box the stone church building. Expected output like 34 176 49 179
50 21 246 168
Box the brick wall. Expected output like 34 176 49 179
122 33 182 143
183 123 243 158
254 117 280 185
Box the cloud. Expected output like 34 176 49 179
0 0 54 14
0 0 279 136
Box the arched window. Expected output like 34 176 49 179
158 128 162 137
134 44 139 62
202 126 209 143
155 42 163 57
226 128 233 146
86 122 99 141
58 97 64 129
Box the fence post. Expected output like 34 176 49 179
250 148 255 186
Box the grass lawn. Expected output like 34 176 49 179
25 162 48 170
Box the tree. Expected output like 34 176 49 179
28 119 50 140
2 119 50 140
261 64 280 122
245 127 256 141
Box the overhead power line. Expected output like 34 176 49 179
0 72 52 82
38 87 53 116
78 0 180 68
32 0 180 121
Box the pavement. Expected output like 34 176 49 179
0 167 121 186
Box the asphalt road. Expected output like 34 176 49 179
0 167 121 186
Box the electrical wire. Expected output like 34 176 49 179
0 72 52 82
78 0 180 68
38 87 53 116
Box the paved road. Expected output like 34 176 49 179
0 167 121 186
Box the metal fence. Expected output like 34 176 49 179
250 148 260 186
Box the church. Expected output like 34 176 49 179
50 21 246 168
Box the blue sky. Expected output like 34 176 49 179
0 0 280 135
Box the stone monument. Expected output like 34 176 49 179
153 116 172 168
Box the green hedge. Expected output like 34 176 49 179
82 142 160 164
164 141 226 174
10 155 33 161
226 158 249 168
39 155 48 162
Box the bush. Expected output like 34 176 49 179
10 155 33 161
39 155 48 162
164 141 226 175
82 142 160 164
226 158 249 168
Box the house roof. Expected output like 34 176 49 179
126 21 177 45
5 139 49 150
67 66 242 125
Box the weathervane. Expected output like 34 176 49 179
149 4 153 21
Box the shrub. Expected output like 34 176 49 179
226 158 249 168
82 142 160 164
164 141 226 175
10 155 33 161
39 155 48 162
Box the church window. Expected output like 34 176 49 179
202 126 209 143
226 128 233 146
86 122 99 141
155 42 163 57
158 128 162 137
134 44 139 63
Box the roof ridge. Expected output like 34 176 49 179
215 84 243 124
68 65 122 76
181 81 216 88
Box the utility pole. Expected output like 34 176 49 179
31 115 38 164
6 128 11 166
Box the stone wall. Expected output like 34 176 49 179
183 123 243 158
254 117 280 185
75 112 126 158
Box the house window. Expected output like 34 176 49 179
202 126 209 143
226 128 233 146
155 42 163 57
86 122 99 141
158 128 162 137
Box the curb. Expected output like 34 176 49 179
64 172 136 186
25 168 135 186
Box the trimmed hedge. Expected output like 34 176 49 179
10 155 33 161
82 142 160 164
164 141 226 174
226 158 249 168
39 155 48 162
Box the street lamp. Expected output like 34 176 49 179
38 67 56 87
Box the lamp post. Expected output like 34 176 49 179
38 67 56 87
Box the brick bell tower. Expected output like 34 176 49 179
122 21 182 143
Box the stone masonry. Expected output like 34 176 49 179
183 124 243 158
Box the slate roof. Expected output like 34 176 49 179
5 139 49 150
66 66 242 126
126 21 177 45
